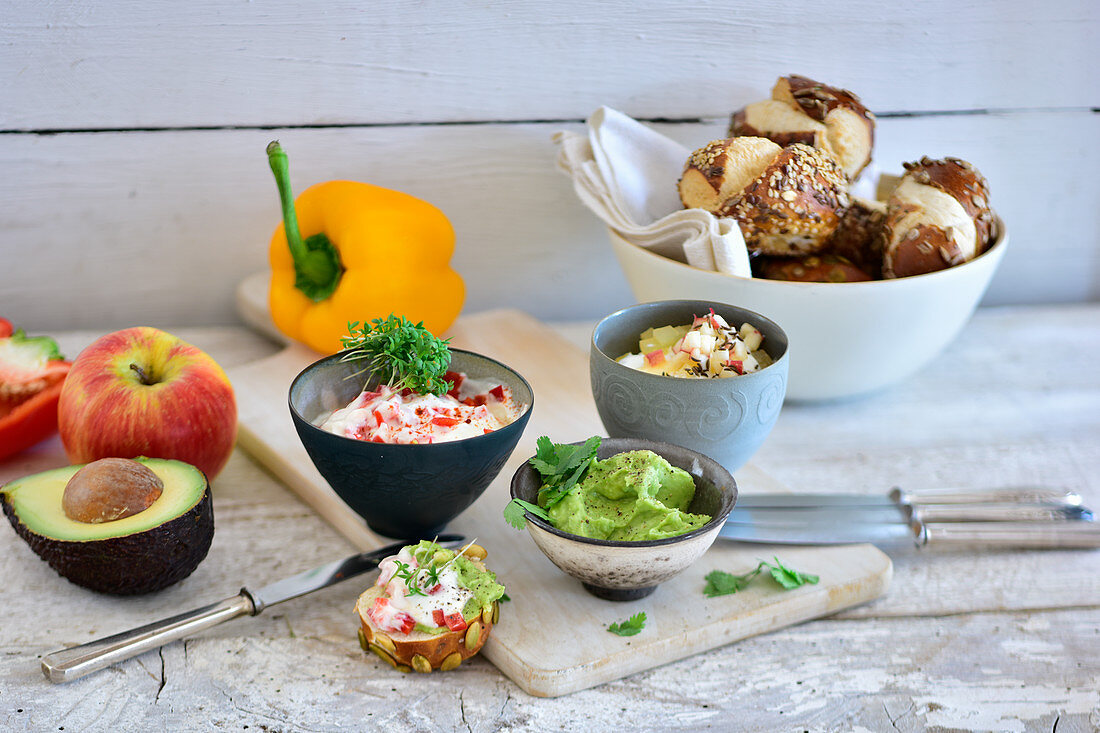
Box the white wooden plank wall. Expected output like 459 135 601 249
1 1 1097 331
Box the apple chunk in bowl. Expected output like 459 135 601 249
290 348 533 539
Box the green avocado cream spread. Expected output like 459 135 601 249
546 450 711 541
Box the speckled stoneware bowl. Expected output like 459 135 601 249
509 437 737 601
290 348 533 539
591 300 789 473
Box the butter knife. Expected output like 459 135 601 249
41 534 465 683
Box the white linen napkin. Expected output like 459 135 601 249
553 106 752 277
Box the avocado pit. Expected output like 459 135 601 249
62 457 164 524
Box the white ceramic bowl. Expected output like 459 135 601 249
608 218 1007 401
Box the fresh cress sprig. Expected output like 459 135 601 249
703 557 819 597
340 315 453 396
503 436 601 529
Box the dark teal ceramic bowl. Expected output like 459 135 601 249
289 349 533 539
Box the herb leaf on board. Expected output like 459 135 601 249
767 557 820 589
704 559 819 597
607 612 647 636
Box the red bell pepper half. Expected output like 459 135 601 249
0 319 72 461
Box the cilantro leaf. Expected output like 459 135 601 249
704 559 819 597
607 612 646 636
502 498 550 530
767 557 819 589
703 567 760 597
529 435 601 510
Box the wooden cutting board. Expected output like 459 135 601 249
228 275 892 697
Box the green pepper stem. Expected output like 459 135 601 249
265 141 344 302
266 141 309 266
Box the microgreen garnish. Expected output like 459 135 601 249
502 436 601 529
393 539 479 597
340 315 453 396
703 558 819 598
607 612 646 636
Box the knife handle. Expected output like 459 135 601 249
918 521 1100 549
892 487 1081 507
910 504 1090 523
41 592 255 683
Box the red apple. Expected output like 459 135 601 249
58 327 237 479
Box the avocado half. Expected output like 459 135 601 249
1 457 214 595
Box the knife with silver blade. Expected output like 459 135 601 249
721 489 1100 548
40 534 465 683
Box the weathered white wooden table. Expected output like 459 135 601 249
2 304 1097 732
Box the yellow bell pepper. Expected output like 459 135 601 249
266 142 464 354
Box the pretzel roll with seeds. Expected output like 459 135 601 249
882 156 994 279
825 196 887 276
729 74 875 181
678 137 782 212
719 143 851 255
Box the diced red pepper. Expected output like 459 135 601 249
489 384 506 401
444 370 464 397
431 415 460 427
472 394 488 406
426 583 441 595
432 609 446 627
371 434 386 443
443 612 467 632
392 611 416 635
0 318 11 338
373 409 385 426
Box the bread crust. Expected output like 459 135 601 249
719 143 850 255
882 157 992 279
756 253 874 283
825 196 886 276
677 137 781 212
901 156 993 248
728 75 875 180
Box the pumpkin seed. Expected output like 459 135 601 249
369 644 396 668
440 652 462 672
411 654 432 674
492 601 500 625
357 628 368 651
465 621 482 651
464 543 487 560
374 631 395 654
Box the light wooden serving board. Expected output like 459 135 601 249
228 277 891 697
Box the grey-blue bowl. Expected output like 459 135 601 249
590 300 789 472
289 349 533 539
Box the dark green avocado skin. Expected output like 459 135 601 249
2 489 214 595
